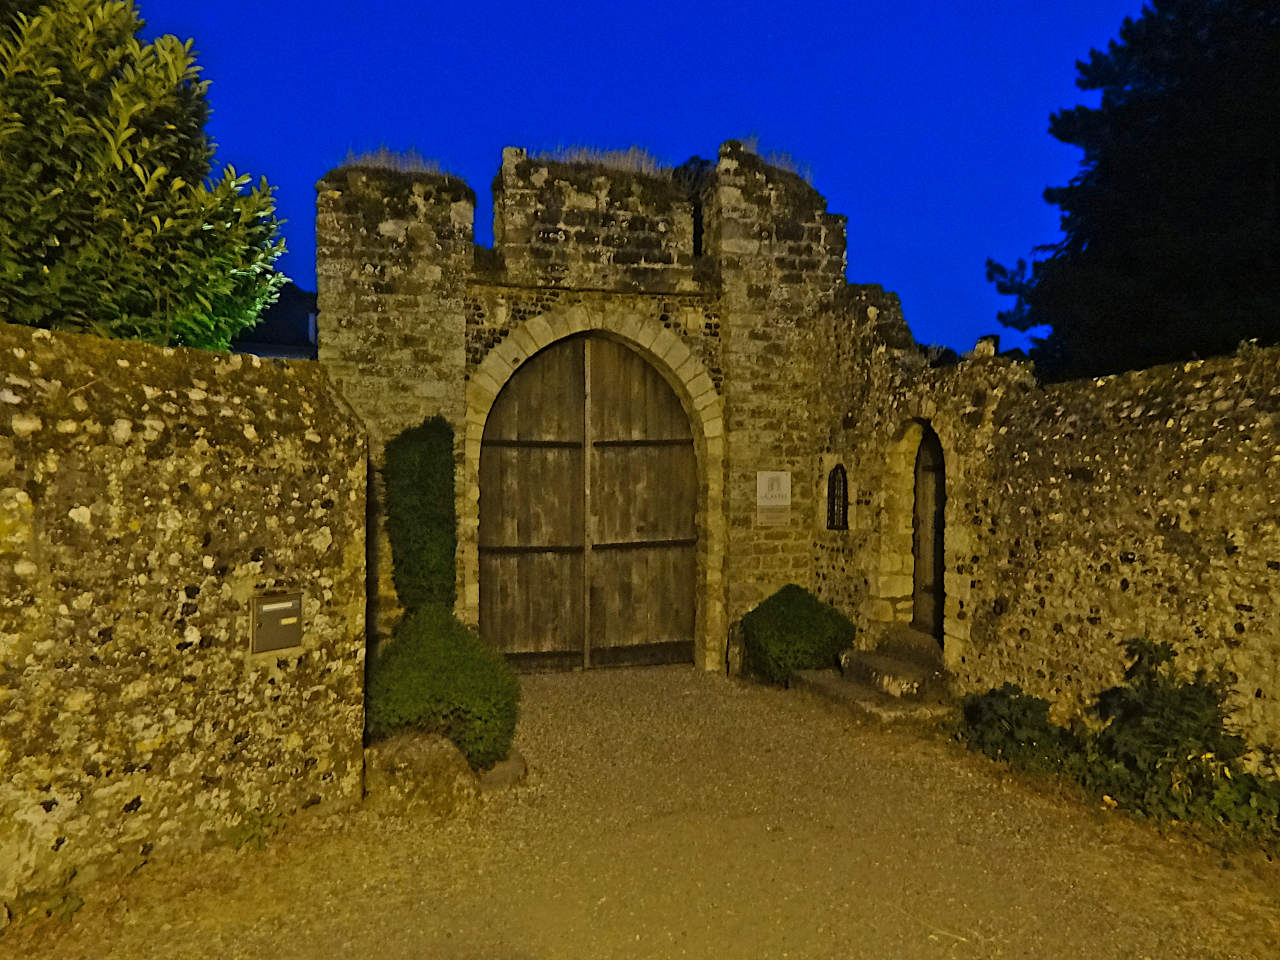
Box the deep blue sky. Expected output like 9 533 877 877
142 0 1144 352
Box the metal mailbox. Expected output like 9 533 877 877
250 591 303 653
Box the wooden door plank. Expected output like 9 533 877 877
485 332 696 666
481 336 587 658
582 337 594 669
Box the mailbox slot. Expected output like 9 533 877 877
251 591 303 653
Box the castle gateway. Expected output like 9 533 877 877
316 141 1280 765
316 140 842 671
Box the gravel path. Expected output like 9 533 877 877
6 666 1280 959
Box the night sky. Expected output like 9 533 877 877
141 0 1144 352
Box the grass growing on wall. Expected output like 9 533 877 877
533 145 671 178
958 639 1280 844
343 146 441 173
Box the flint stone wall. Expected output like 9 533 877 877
0 323 367 914
966 345 1280 753
817 325 1280 757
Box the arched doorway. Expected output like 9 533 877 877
911 425 945 642
479 333 698 669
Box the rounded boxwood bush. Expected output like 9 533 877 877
742 583 855 686
366 604 520 770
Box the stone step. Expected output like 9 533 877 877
875 625 945 667
793 669 956 724
838 649 943 698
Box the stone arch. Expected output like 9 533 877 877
872 416 956 662
459 304 726 670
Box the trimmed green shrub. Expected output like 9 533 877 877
741 584 855 686
366 604 519 770
958 639 1280 842
385 416 456 611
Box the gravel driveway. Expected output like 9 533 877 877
6 666 1280 959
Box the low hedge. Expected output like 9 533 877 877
958 639 1280 842
742 583 855 686
366 604 520 770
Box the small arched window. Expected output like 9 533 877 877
826 464 848 531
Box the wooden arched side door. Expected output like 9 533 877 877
911 425 945 642
479 333 697 669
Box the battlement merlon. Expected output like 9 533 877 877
314 164 473 439
492 145 698 293
316 164 476 282
704 140 848 300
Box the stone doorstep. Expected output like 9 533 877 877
872 625 946 665
842 651 919 697
838 623 950 697
793 669 957 724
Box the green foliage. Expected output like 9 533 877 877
376 416 519 770
741 583 855 686
365 604 520 770
959 639 1280 841
385 416 456 611
959 683 1084 777
0 0 285 348
987 0 1280 379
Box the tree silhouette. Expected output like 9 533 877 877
987 0 1280 380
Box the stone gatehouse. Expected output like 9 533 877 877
316 141 1280 761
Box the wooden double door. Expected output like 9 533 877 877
479 334 697 669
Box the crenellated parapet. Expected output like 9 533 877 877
492 146 698 292
704 140 847 307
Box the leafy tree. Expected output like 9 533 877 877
0 0 285 348
987 0 1280 379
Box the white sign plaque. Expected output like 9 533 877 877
756 471 792 526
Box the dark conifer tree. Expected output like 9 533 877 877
987 0 1280 379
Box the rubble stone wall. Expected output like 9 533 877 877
818 323 1280 756
492 147 697 293
708 142 850 624
316 165 473 639
0 324 367 914
967 346 1280 753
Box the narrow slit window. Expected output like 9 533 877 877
826 464 848 530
